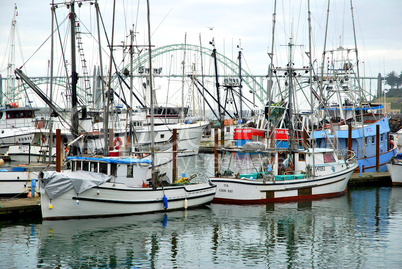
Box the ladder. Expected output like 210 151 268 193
75 20 93 106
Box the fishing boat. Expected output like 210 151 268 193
39 155 216 220
37 0 215 220
0 162 50 197
386 153 402 186
308 0 397 173
210 1 357 203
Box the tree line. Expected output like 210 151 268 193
385 71 402 90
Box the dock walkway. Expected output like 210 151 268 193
0 197 41 219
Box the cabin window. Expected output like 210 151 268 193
20 111 26 118
127 164 134 178
380 134 384 142
6 112 11 119
323 153 335 163
226 127 230 133
111 164 117 176
299 153 306 162
372 136 375 144
27 111 33 118
365 137 369 145
99 163 108 174
160 134 164 139
83 161 89 171
90 162 98 172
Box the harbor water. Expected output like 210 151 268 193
1 154 402 268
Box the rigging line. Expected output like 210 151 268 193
98 7 129 107
19 16 69 70
164 55 174 124
55 14 74 106
151 8 173 39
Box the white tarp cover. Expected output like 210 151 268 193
41 171 112 200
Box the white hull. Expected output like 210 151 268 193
40 181 216 220
7 145 56 163
0 170 39 196
210 164 357 204
386 163 402 186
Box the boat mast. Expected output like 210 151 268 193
146 0 156 184
267 0 277 147
49 1 55 162
181 33 187 121
199 34 206 119
238 40 243 121
307 0 316 175
5 4 18 104
320 0 331 130
94 0 106 153
69 1 79 155
103 0 117 155
350 0 366 157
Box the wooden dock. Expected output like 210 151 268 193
0 197 41 219
349 171 391 186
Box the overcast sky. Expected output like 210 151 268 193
1 0 401 106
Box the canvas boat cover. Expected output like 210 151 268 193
40 170 112 200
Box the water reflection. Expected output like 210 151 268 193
34 188 401 268
1 186 401 267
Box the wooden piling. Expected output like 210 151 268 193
172 129 177 183
56 129 61 172
376 124 380 172
214 128 219 175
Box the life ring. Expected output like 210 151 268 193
114 137 122 149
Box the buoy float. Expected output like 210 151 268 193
162 195 168 209
0 158 4 167
114 137 122 149
49 203 53 209
142 181 147 188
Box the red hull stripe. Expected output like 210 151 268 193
212 190 347 205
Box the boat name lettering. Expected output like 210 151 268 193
315 166 325 171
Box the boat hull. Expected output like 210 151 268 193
210 164 356 204
386 163 402 186
40 182 216 220
0 170 39 197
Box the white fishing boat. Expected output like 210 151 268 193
210 147 357 204
0 163 49 197
37 0 215 220
386 153 402 186
39 155 216 220
210 2 357 204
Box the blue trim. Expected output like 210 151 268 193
67 156 152 164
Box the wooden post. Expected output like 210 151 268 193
214 128 219 175
109 128 114 152
220 122 225 146
347 124 352 157
376 124 380 172
56 129 61 172
172 129 177 183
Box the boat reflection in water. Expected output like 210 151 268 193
33 187 401 268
